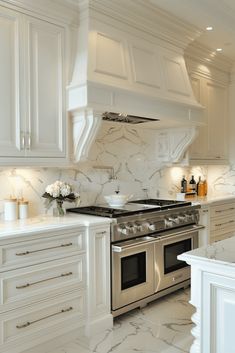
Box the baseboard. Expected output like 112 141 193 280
85 313 113 336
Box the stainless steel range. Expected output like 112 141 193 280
68 199 203 317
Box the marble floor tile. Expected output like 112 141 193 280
49 288 194 353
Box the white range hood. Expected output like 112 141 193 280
67 0 204 162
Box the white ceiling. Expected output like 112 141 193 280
149 0 235 61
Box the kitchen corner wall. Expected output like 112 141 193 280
0 123 234 218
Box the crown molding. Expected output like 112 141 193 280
0 0 79 25
185 41 233 75
79 0 202 50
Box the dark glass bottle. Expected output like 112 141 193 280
189 175 196 192
181 175 187 193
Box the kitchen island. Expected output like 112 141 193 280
179 236 235 353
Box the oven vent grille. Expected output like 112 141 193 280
102 112 159 124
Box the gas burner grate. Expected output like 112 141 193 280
129 199 191 208
67 206 129 218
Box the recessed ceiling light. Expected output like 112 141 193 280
206 26 213 31
216 48 222 52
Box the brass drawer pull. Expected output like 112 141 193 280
16 272 73 289
96 231 107 235
215 207 235 213
16 306 73 329
215 220 235 227
15 242 73 256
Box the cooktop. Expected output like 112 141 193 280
67 199 192 218
129 199 191 208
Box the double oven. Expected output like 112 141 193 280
112 225 200 314
68 199 203 317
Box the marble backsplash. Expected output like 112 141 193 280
0 123 234 218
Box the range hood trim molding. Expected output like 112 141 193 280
70 108 102 163
69 107 199 164
68 80 204 126
86 0 203 50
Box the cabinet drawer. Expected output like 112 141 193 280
210 203 235 218
0 290 85 349
210 231 234 244
0 255 85 312
0 231 85 271
211 215 235 234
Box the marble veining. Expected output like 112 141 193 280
179 235 235 266
0 214 111 239
46 289 194 353
0 122 234 219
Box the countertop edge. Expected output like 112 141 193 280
0 214 112 241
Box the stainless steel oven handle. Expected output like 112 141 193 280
112 236 155 253
157 224 205 241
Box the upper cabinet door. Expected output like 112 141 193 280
189 75 208 159
0 7 24 157
189 74 228 163
24 16 66 157
206 80 228 160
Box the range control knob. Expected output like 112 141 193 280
126 223 136 234
186 213 194 222
168 217 180 225
148 222 156 231
165 218 173 228
118 224 128 235
134 222 143 232
178 215 186 223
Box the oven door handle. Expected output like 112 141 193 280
157 224 205 241
112 237 155 253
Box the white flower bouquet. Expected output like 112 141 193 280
42 180 80 216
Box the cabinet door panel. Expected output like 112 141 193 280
25 17 66 157
189 73 228 163
0 7 24 156
206 81 228 160
189 76 207 158
0 256 85 312
203 272 235 353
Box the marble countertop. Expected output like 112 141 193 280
0 213 111 239
179 235 235 267
187 194 235 206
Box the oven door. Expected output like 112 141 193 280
154 225 203 292
112 236 155 311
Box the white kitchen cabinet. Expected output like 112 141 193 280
0 219 113 353
202 272 235 353
0 290 85 353
198 205 210 246
198 199 235 245
0 255 85 313
0 225 87 353
0 6 23 157
0 4 67 165
179 237 235 353
189 74 228 163
0 229 85 271
210 200 235 243
86 224 113 335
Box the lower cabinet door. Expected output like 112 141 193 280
0 290 85 353
0 229 85 271
202 272 235 353
0 255 86 313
